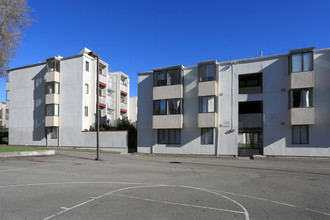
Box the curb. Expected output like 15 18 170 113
0 150 55 158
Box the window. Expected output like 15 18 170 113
158 129 181 144
6 109 8 120
153 99 182 115
199 96 215 113
239 73 263 94
86 61 89 72
84 106 88 117
201 128 213 145
199 64 215 82
292 125 308 144
291 52 313 73
153 69 182 87
46 127 58 139
6 90 9 101
47 59 60 72
85 84 89 94
289 88 313 108
45 104 59 116
45 82 59 94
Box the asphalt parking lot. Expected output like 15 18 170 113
0 150 330 220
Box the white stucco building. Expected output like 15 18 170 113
137 47 330 157
6 48 130 152
0 102 6 127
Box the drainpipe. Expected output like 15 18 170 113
88 51 100 160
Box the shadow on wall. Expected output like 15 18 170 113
32 67 47 141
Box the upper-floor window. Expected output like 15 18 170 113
6 90 9 101
47 59 60 72
45 82 60 94
199 96 215 113
291 52 313 73
86 61 89 72
199 63 215 82
46 104 59 116
153 69 182 87
153 99 182 115
289 88 313 108
85 83 89 94
5 109 9 120
84 106 88 117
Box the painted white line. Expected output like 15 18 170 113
42 184 250 220
212 189 330 217
60 207 68 210
0 163 61 173
114 194 245 215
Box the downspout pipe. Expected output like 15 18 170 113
88 51 100 160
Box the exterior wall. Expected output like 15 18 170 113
0 102 6 127
137 48 330 157
129 97 137 127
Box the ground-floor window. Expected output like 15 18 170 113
201 128 213 145
46 127 58 139
158 129 181 144
292 125 308 144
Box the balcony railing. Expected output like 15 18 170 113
99 95 106 106
99 73 107 86
107 100 116 110
120 102 127 111
120 83 128 94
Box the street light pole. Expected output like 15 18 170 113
88 51 100 160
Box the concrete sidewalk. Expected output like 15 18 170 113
0 150 55 158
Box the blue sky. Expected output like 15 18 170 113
2 0 330 101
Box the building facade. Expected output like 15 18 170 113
0 102 6 127
137 47 330 157
6 48 129 151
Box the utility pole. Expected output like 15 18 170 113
88 51 100 160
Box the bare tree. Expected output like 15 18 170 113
0 0 33 78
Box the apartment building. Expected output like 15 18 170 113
137 47 330 157
6 48 129 151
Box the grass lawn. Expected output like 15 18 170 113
0 146 49 153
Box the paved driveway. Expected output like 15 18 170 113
0 150 329 219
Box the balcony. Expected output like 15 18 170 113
290 108 315 125
198 113 217 128
120 102 127 112
198 81 217 97
99 73 107 87
46 94 60 105
45 116 59 127
120 83 128 94
46 71 60 83
99 95 106 107
107 100 115 110
153 84 183 100
289 71 314 89
153 115 183 129
239 113 263 129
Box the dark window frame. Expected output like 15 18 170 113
290 51 314 73
86 61 89 72
153 69 182 87
45 104 59 116
201 128 214 145
153 99 182 115
157 129 181 145
292 125 309 144
198 63 216 82
45 82 60 94
289 88 314 108
199 96 216 113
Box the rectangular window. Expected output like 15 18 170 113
153 99 182 115
6 90 9 101
85 83 89 94
291 52 313 73
45 104 59 116
292 125 308 144
86 61 89 72
199 64 215 82
289 88 313 108
201 128 213 145
199 96 215 113
153 69 182 87
84 106 88 117
6 109 9 120
158 129 181 144
46 127 58 139
47 59 60 72
45 82 59 94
